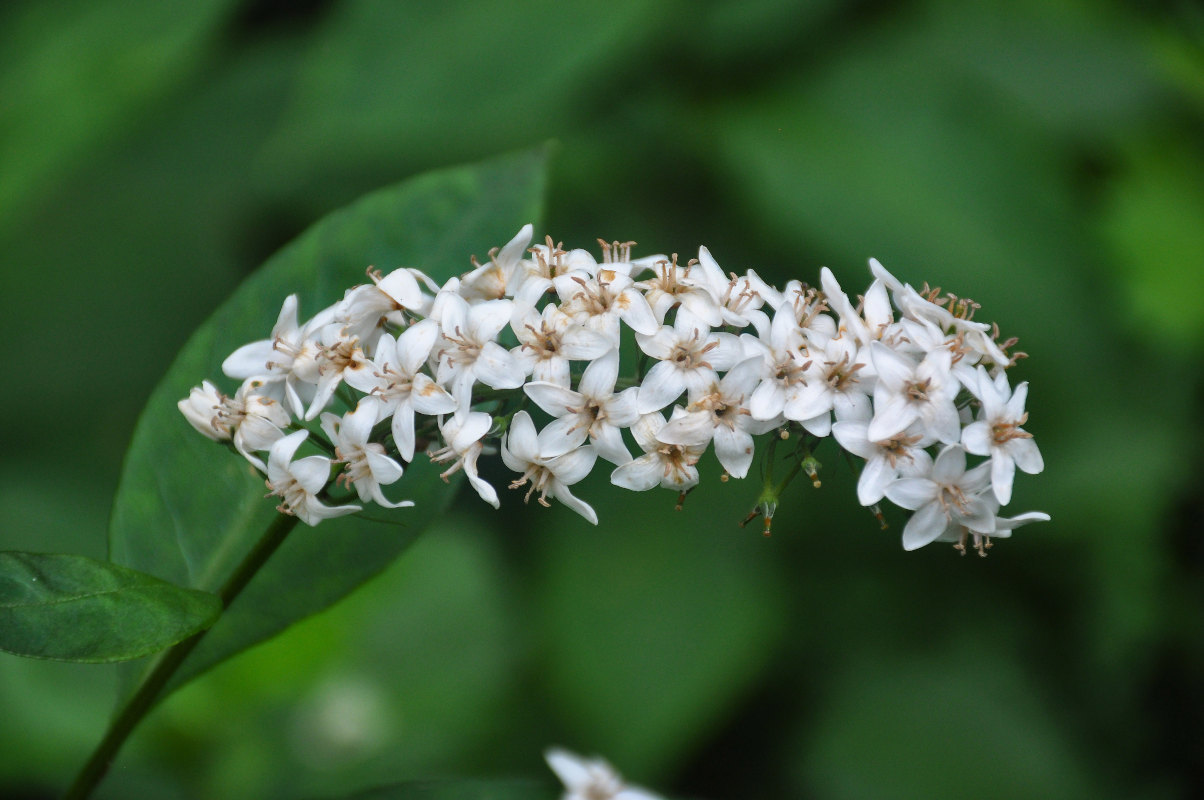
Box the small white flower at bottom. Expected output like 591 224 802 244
545 747 664 800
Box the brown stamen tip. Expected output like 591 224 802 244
675 490 688 511
762 516 773 537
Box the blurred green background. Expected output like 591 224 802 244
2 0 1203 798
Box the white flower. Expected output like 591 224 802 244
179 379 290 470
510 301 613 388
523 350 636 466
778 329 873 436
222 294 333 418
428 411 499 509
866 341 961 444
610 409 706 492
432 293 523 413
635 313 743 413
301 324 376 420
555 268 659 343
961 367 1043 504
545 748 663 800
336 266 435 344
656 356 776 479
320 398 412 508
344 320 456 462
501 411 598 524
179 380 233 442
265 430 361 525
459 224 533 301
635 253 723 326
831 419 935 506
694 247 778 331
884 444 996 551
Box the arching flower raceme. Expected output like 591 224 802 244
183 225 1045 552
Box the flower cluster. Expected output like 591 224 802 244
179 225 1047 554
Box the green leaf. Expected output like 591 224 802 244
0 552 220 663
0 0 240 239
109 146 549 699
318 778 555 800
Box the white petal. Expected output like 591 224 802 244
885 477 937 511
610 455 663 492
637 361 686 413
291 455 332 495
713 426 755 479
902 502 948 550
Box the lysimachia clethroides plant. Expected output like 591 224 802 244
181 225 1047 555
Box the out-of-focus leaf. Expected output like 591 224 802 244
0 552 220 663
109 146 549 700
793 637 1113 799
535 474 788 777
260 0 672 192
0 0 239 237
1101 137 1204 351
320 778 554 800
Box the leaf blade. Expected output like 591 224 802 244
0 552 221 663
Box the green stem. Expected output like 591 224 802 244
62 513 301 800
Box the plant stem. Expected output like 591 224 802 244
62 513 301 800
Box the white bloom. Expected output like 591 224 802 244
179 380 233 442
523 350 636 465
555 268 659 343
432 293 523 413
344 320 456 462
222 294 332 418
695 247 777 331
320 398 412 508
656 356 776 479
265 430 361 525
866 341 961 444
831 419 935 506
610 409 706 492
961 367 1043 504
635 253 723 326
336 266 435 344
179 379 290 470
779 329 873 436
635 313 743 413
428 411 499 509
511 236 596 304
501 411 598 524
884 444 996 551
545 748 663 800
459 224 533 301
301 324 376 420
510 301 613 387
